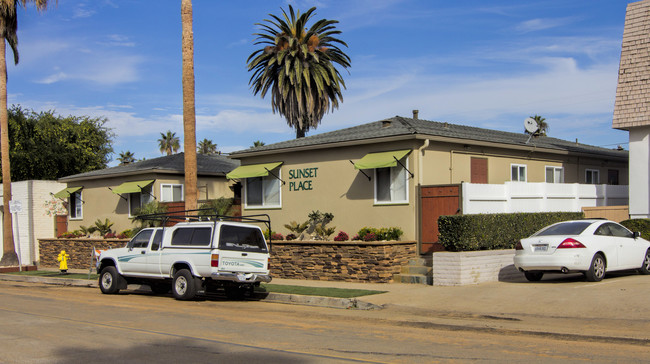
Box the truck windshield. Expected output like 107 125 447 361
218 225 267 253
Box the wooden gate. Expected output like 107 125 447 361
419 185 461 254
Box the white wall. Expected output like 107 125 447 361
629 126 650 219
462 182 629 215
0 180 66 265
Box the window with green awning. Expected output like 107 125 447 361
111 180 155 194
53 186 83 199
226 162 283 180
353 150 411 170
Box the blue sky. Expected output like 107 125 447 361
10 0 632 165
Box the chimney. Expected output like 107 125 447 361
412 109 419 119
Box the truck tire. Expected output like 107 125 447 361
99 266 121 294
172 269 197 300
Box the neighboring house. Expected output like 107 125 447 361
614 0 650 219
228 113 628 254
0 180 66 265
57 153 240 234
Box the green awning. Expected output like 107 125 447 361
111 180 154 194
226 162 283 179
53 186 83 199
354 150 411 169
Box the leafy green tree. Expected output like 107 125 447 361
527 115 549 137
158 130 180 155
117 151 136 165
5 106 114 181
1 0 56 267
252 140 265 148
197 138 218 154
247 5 351 138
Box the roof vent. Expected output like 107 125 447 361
382 120 392 128
412 109 419 120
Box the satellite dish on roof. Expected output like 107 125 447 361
524 117 538 134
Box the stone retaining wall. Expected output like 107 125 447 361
432 249 520 286
39 238 127 269
39 238 417 283
269 240 418 283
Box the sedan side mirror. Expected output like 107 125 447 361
633 231 641 239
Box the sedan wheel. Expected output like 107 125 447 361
639 249 650 275
585 253 605 282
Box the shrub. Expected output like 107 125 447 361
357 226 403 241
134 201 168 227
620 219 650 240
116 232 129 239
351 234 360 241
270 232 284 241
198 197 235 216
438 212 584 252
286 233 297 241
57 231 83 239
333 231 349 241
93 218 114 236
363 232 377 241
104 232 117 238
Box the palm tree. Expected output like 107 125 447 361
528 115 549 137
117 151 136 165
1 0 54 267
247 5 351 138
197 138 218 155
181 0 197 210
158 130 180 156
252 140 265 148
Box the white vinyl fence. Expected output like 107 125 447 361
461 182 628 214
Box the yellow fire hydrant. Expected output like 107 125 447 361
57 250 70 274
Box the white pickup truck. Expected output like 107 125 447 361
96 213 272 300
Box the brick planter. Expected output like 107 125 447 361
269 240 418 283
39 238 128 270
432 249 520 286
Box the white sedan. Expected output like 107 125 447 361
514 219 650 282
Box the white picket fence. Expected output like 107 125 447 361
461 182 628 214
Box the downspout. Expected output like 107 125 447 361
416 139 429 252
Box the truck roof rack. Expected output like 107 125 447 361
134 208 272 240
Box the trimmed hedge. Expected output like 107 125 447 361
620 219 650 240
438 212 584 252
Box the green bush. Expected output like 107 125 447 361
356 226 403 241
198 197 236 216
438 212 584 252
620 219 650 240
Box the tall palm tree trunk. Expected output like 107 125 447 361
181 0 197 210
0 39 17 266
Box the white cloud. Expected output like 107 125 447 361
36 72 68 84
515 17 575 33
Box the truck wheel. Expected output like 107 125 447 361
99 266 121 294
172 269 196 300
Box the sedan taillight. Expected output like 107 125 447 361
515 241 523 250
557 238 586 249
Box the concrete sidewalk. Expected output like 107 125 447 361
2 268 649 344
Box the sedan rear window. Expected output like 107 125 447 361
533 221 592 236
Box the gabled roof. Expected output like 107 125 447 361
230 116 628 160
59 152 240 182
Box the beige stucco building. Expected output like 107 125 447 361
229 114 628 253
57 153 239 233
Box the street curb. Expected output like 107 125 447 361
0 274 381 310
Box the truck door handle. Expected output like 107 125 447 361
141 251 145 254
242 253 248 256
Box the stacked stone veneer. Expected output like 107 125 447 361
432 249 520 286
39 238 127 270
269 240 418 283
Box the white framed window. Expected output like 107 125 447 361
545 166 564 183
375 159 409 204
69 191 83 220
586 169 600 184
129 185 154 217
161 184 184 202
244 171 281 209
511 164 527 182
